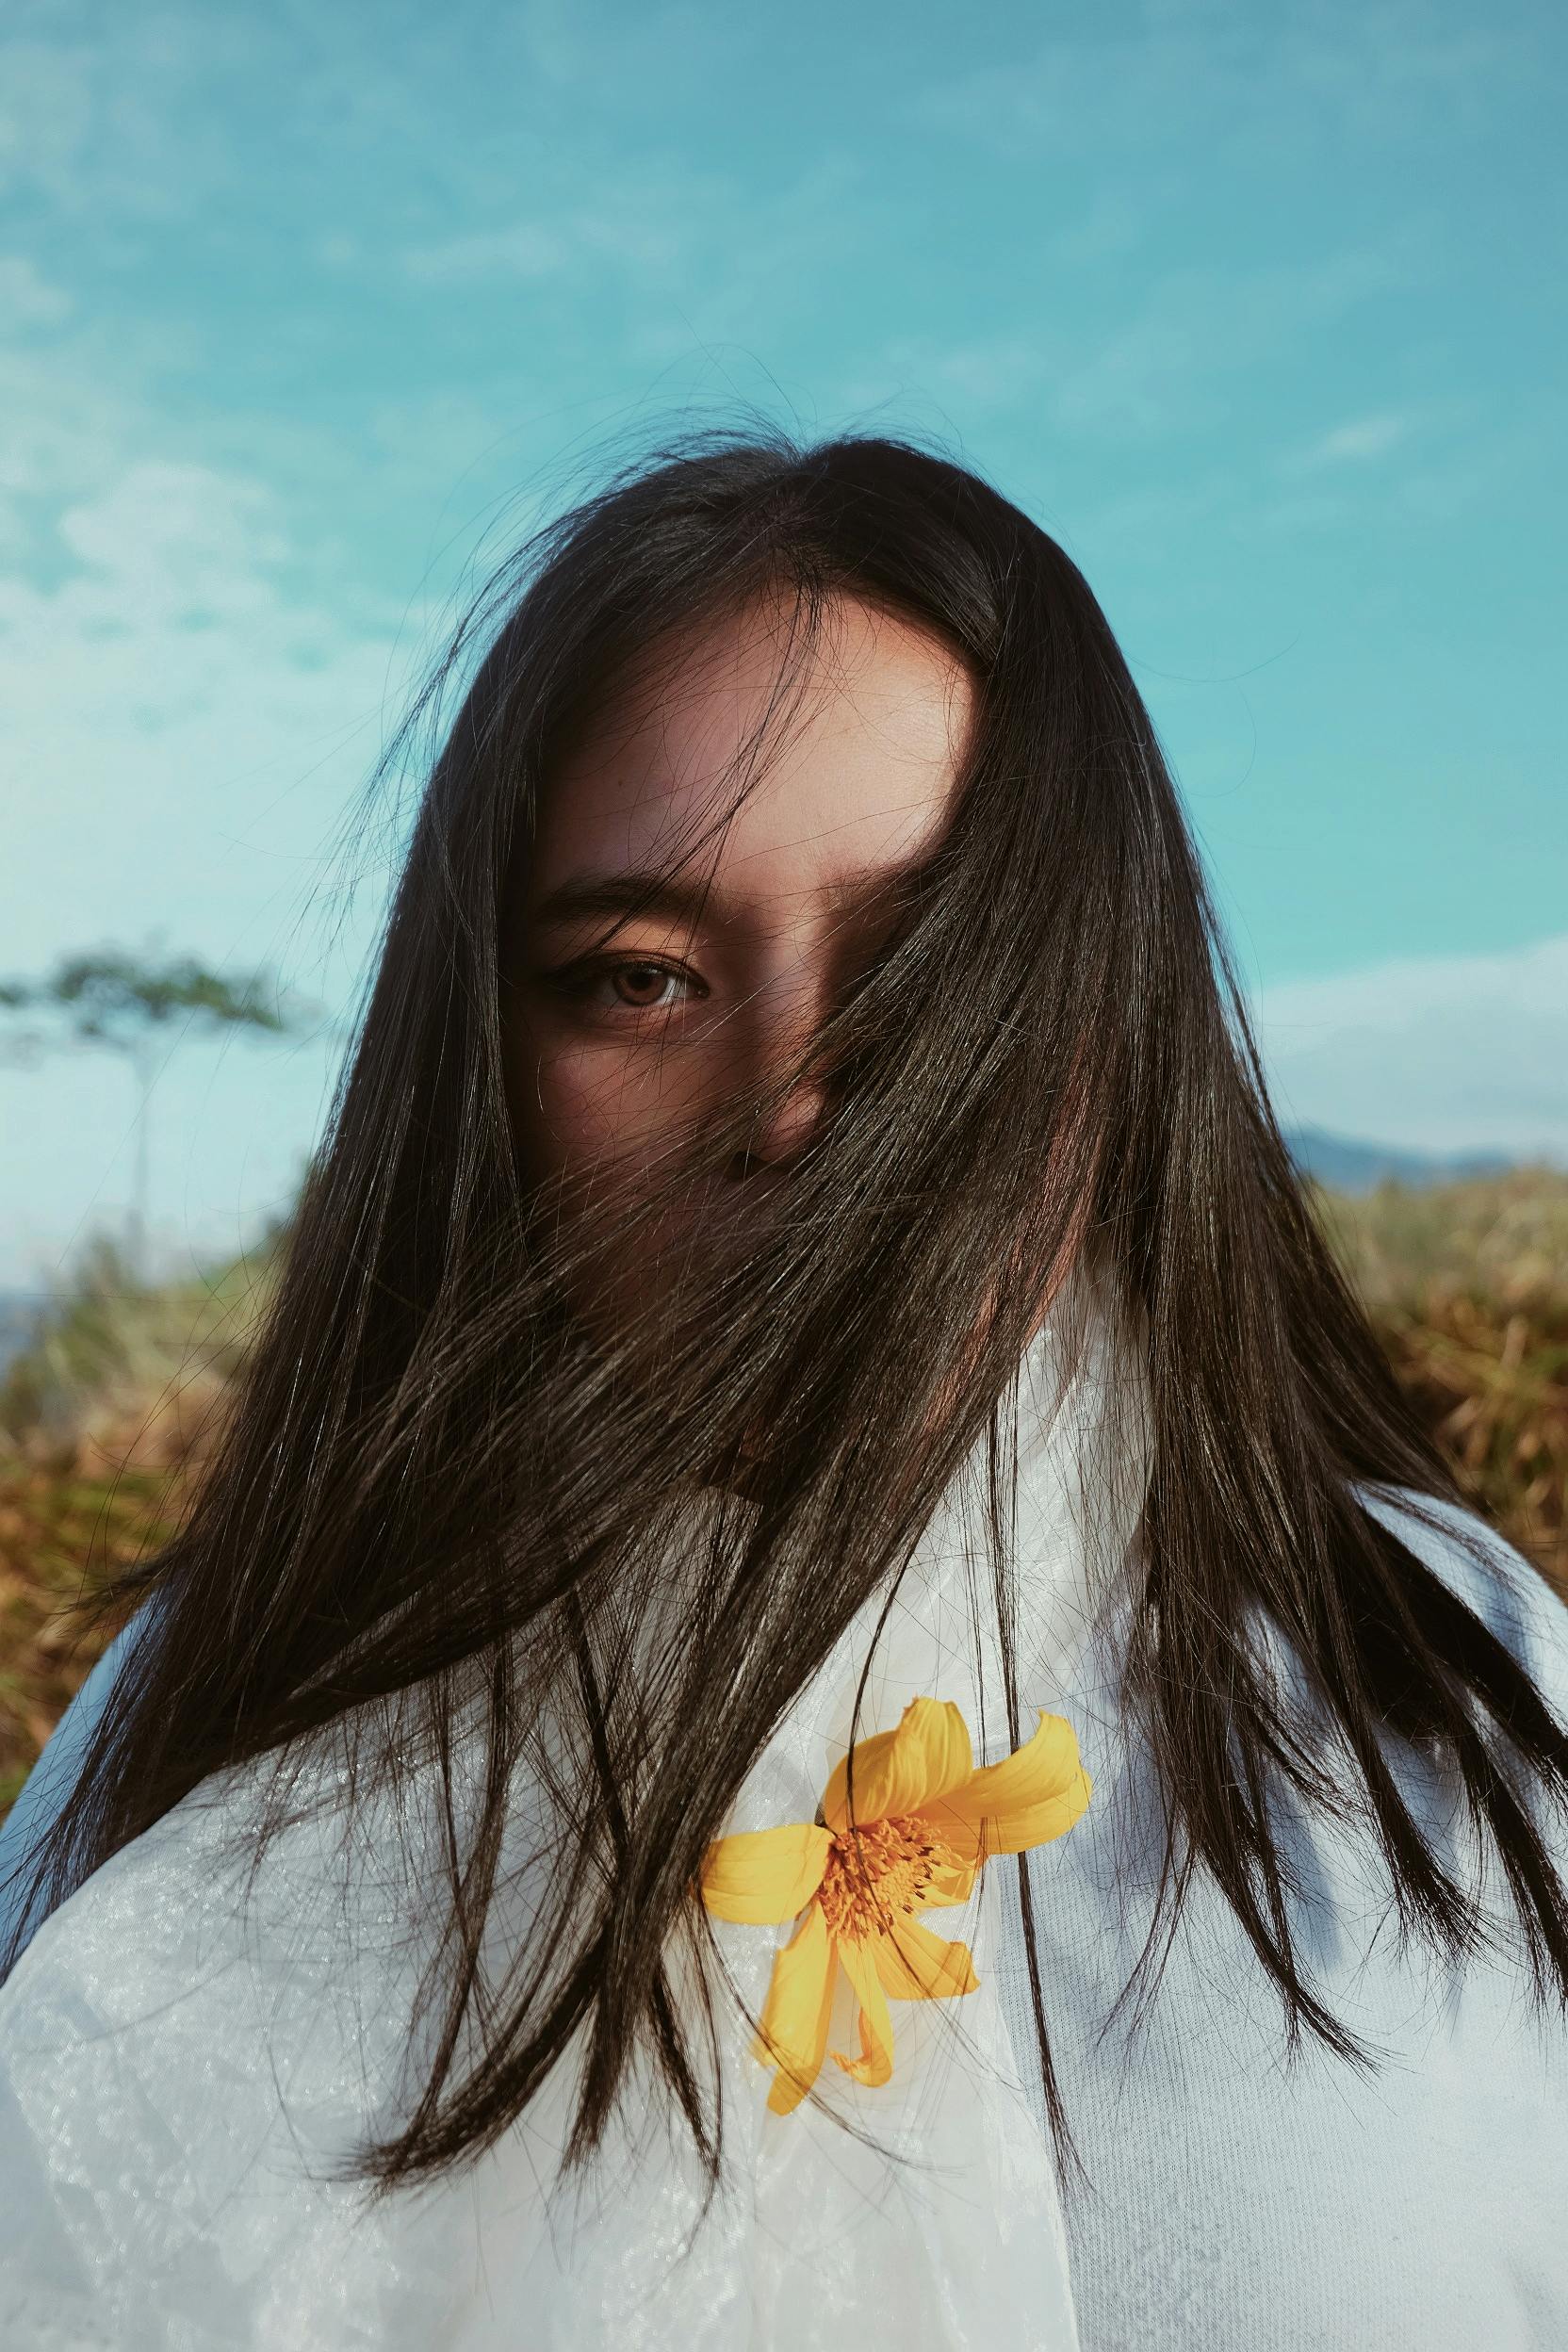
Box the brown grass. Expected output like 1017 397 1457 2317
0 1452 185 1811
1317 1170 1568 1594
0 1241 261 1810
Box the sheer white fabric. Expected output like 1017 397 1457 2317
995 1489 1568 2349
0 1281 1152 2350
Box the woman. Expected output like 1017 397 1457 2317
2 428 1565 2350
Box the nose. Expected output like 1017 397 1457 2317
729 965 833 1176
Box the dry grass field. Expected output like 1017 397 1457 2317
1316 1170 1568 1593
0 1240 266 1812
2 1172 1565 1818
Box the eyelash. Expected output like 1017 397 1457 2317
548 955 706 1015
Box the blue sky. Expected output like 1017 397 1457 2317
1 0 1564 1285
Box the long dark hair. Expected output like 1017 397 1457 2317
8 425 1567 2197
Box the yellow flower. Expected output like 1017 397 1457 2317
699 1696 1091 2115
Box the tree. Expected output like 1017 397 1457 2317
0 948 314 1282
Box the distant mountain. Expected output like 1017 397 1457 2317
1283 1127 1514 1193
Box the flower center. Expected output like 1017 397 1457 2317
815 1815 955 1941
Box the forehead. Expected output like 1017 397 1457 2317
531 594 975 904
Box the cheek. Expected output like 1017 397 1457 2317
506 1025 706 1186
505 1026 733 1331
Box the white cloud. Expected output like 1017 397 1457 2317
398 170 717 290
0 457 398 884
1299 412 1413 466
0 447 411 1287
1257 397 1519 534
0 34 96 209
0 254 72 328
1255 933 1568 1161
913 12 1539 162
840 242 1417 445
401 222 571 284
0 16 253 220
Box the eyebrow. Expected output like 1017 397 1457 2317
530 864 926 936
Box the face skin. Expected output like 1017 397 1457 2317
503 590 976 1322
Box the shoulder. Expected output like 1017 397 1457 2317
0 1599 166 1964
1353 1480 1568 1713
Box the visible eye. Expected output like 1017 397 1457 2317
547 956 705 1016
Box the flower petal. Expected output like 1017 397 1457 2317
926 1709 1092 1862
872 1912 979 2001
700 1821 831 1924
833 1932 895 2087
822 1697 974 1833
755 1901 836 2115
918 1855 979 1909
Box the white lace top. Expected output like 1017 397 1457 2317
3 1483 1565 2349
